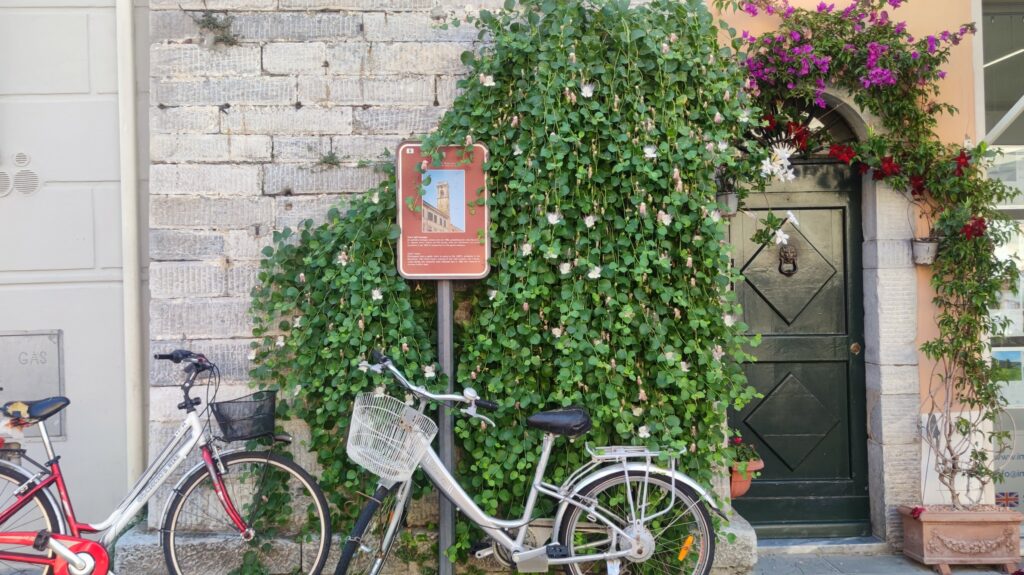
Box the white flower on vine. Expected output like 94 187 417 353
718 141 729 152
513 144 523 156
275 335 285 348
423 365 436 378
559 262 572 274
588 266 602 279
488 289 497 301
479 74 495 87
521 243 533 256
786 210 800 226
371 191 380 204
710 210 722 223
551 327 563 338
760 144 797 182
712 345 725 361
294 316 303 328
371 289 383 301
664 351 676 361
358 363 369 373
714 111 724 124
547 211 563 225
680 361 690 373
584 215 596 228
643 145 658 159
247 350 257 361
739 109 751 123
632 406 644 416
639 202 648 217
580 82 595 98
657 210 673 226
337 251 349 266
774 228 790 245
724 314 736 327
298 273 306 283
638 425 651 439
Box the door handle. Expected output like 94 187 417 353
850 342 862 356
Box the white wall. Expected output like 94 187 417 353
0 0 149 521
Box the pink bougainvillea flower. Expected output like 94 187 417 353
872 156 901 180
910 175 927 197
961 216 987 240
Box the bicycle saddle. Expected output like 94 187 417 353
526 407 592 437
1 397 70 427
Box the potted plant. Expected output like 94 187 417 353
729 432 763 499
911 234 940 266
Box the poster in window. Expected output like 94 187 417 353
396 142 489 280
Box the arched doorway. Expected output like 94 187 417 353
729 104 870 538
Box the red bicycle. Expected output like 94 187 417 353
0 349 331 575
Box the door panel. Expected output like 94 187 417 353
730 163 869 538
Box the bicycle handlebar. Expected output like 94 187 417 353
154 349 196 363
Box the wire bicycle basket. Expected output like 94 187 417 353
211 390 276 442
347 393 438 483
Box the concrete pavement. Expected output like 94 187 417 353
753 554 1017 574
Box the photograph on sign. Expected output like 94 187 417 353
396 142 489 280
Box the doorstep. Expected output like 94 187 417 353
758 536 891 556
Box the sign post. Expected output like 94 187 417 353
397 142 489 575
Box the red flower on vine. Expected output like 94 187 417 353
910 506 925 519
910 175 927 197
828 144 856 164
764 113 777 131
787 121 810 151
961 216 987 239
857 162 870 175
954 149 971 176
872 156 901 181
732 436 744 445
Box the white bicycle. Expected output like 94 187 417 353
335 351 725 575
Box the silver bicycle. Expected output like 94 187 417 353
335 351 725 575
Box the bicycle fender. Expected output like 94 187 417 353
550 463 727 539
158 447 251 523
0 459 71 535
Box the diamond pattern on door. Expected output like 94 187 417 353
745 372 840 471
741 223 837 325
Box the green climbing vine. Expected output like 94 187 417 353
251 0 766 551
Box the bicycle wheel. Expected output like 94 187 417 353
334 482 410 575
0 464 62 575
556 470 715 575
161 450 331 575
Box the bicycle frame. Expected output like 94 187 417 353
0 408 248 569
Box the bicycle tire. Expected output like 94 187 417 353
0 464 62 575
556 470 715 575
334 482 409 575
161 450 331 575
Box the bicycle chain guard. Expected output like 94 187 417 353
52 537 109 575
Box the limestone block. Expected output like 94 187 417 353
363 12 479 42
280 0 432 8
331 135 404 161
150 261 228 298
230 12 362 42
150 196 274 229
263 42 328 74
152 134 272 163
300 76 436 106
224 227 273 260
151 164 262 195
273 136 332 161
866 363 919 396
150 44 261 78
153 76 295 106
352 106 445 135
227 262 261 296
149 229 225 260
150 298 254 339
367 42 471 75
150 106 221 134
264 164 385 195
711 512 757 575
325 42 370 75
276 195 353 229
866 389 919 446
222 105 353 135
862 268 917 366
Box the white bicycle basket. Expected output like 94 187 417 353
346 393 438 483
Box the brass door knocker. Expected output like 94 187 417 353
778 244 798 276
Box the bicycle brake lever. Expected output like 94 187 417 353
461 405 496 428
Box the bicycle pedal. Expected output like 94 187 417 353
469 539 491 555
545 544 569 559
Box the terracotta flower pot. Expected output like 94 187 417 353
730 459 764 498
899 505 1023 575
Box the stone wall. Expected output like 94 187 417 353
146 0 504 526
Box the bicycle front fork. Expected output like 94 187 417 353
199 446 252 540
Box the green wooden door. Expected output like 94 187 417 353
730 162 869 538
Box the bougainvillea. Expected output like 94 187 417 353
251 0 764 549
717 0 1021 507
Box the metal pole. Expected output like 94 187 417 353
437 280 455 575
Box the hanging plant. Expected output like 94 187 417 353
251 0 764 556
